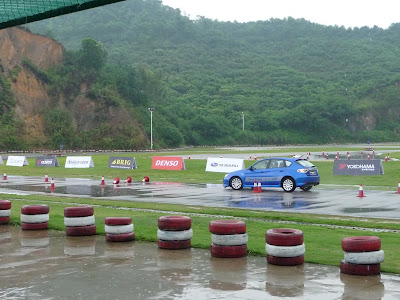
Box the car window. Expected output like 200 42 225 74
296 160 315 167
251 160 269 170
269 159 286 168
284 160 292 167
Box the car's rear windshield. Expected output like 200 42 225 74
295 160 315 168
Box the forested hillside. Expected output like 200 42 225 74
22 0 400 146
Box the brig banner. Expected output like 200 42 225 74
108 156 137 169
205 157 245 173
151 156 185 170
65 156 95 168
333 159 384 175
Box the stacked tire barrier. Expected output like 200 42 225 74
64 206 96 236
157 216 192 249
0 200 11 224
209 220 247 258
265 228 305 266
105 217 135 242
340 236 384 276
20 205 49 230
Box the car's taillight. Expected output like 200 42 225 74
297 169 309 173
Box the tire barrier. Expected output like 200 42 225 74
64 206 96 236
20 204 49 230
265 228 305 266
105 217 135 242
157 215 192 250
209 220 247 258
340 236 384 276
0 200 11 224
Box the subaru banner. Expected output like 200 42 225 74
333 159 384 176
35 156 60 167
108 156 137 169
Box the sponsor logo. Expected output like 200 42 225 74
67 159 88 164
211 162 218 167
156 160 179 167
37 159 53 165
111 159 131 166
340 163 375 171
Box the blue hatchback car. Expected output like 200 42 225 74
223 157 319 192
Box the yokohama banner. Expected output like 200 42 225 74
65 156 95 168
152 156 185 170
6 156 29 167
35 156 60 167
205 157 245 173
333 159 384 176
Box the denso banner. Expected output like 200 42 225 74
65 156 95 168
6 156 29 167
205 157 245 173
152 156 185 170
333 159 384 176
108 156 137 169
35 156 60 167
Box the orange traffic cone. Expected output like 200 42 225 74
100 175 105 186
367 154 370 160
255 155 257 161
396 181 400 194
257 181 263 193
3 172 6 180
50 178 55 189
356 184 366 197
252 181 259 193
44 173 49 183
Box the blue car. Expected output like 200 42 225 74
223 157 319 192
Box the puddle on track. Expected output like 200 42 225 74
0 226 400 299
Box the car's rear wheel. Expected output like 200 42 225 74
230 177 243 190
300 186 312 191
281 177 296 192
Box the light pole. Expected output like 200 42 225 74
148 108 154 149
242 112 244 131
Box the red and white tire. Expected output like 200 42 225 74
158 239 191 250
105 217 132 226
0 200 11 210
340 260 381 276
267 255 304 266
64 215 95 227
158 216 192 231
105 224 134 234
106 232 135 242
0 209 11 217
341 236 381 252
157 228 193 241
209 220 246 235
21 213 49 223
65 225 96 236
211 233 248 246
64 206 94 217
21 204 49 215
210 244 247 258
344 250 384 265
21 222 48 230
0 216 10 224
265 243 305 257
265 228 303 246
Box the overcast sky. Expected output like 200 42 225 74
161 0 400 29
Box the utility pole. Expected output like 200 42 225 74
242 112 244 130
148 108 154 149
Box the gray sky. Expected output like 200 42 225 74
162 0 400 29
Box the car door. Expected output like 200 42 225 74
244 159 270 186
264 159 286 186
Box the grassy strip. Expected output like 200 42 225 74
5 194 400 273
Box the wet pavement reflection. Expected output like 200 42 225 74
1 176 400 219
0 226 400 299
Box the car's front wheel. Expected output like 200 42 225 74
230 177 243 190
281 177 296 192
300 186 312 191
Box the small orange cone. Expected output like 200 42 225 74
44 173 49 183
100 175 105 186
3 172 6 180
188 155 191 159
257 181 263 193
255 155 257 161
252 181 259 193
356 184 366 197
396 181 400 194
367 154 370 160
50 178 55 189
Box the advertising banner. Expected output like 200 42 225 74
333 159 384 176
108 156 137 169
205 157 245 173
6 156 29 167
0 156 3 165
35 156 60 167
65 156 95 168
151 156 185 170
